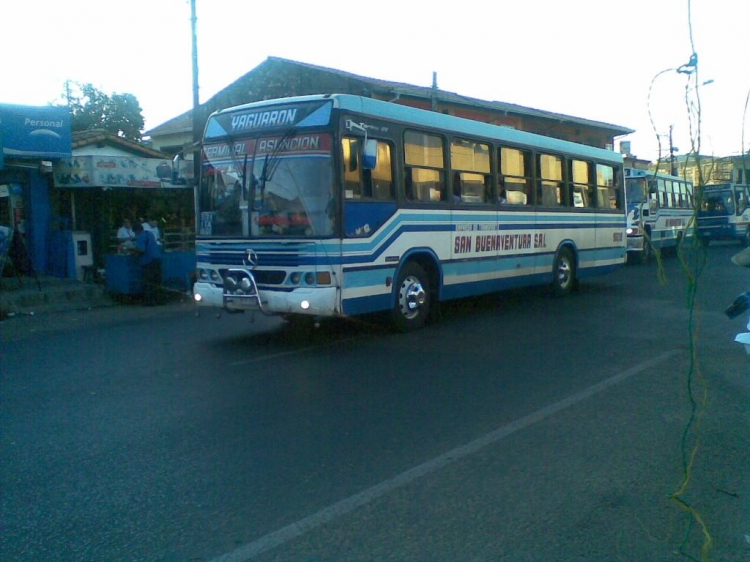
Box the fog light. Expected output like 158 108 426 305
194 293 202 302
300 300 310 310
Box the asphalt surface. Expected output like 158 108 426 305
1 243 749 562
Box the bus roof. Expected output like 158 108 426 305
624 168 691 182
208 94 623 166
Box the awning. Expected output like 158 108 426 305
54 155 192 189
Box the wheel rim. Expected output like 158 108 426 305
398 275 426 320
556 258 572 290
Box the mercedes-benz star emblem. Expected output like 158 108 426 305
245 249 258 269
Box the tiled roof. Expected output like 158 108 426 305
72 129 169 158
145 57 634 137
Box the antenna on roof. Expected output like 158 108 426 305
431 72 438 111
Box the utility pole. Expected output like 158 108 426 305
191 0 200 185
669 125 678 176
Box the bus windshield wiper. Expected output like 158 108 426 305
258 127 298 199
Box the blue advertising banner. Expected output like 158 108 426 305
0 104 71 159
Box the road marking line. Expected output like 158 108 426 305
228 336 364 366
210 349 680 562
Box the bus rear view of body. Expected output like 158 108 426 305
192 94 627 331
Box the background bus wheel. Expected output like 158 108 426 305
392 262 430 332
550 248 576 296
743 227 750 247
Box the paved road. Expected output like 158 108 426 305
1 243 749 561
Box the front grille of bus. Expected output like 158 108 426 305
218 268 287 285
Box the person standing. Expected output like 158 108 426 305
142 217 162 248
134 222 163 305
117 218 136 252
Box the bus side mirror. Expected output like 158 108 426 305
363 140 378 170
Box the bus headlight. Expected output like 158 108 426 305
290 272 301 285
304 272 315 285
626 227 639 236
210 270 221 283
199 269 209 281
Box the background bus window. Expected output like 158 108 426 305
537 153 564 207
404 131 446 202
570 159 595 208
596 164 621 210
450 138 491 203
499 146 532 205
342 138 395 200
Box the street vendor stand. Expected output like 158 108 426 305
105 249 195 297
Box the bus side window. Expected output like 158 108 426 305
342 137 363 199
570 159 594 208
342 138 394 201
370 141 395 200
499 146 532 205
450 138 491 204
596 164 621 209
537 153 564 207
404 130 447 203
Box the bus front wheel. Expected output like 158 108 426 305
550 248 577 296
392 262 430 332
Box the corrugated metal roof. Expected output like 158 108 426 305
146 57 634 137
72 129 169 158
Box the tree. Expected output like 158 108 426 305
66 82 145 142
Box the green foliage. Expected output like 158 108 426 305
66 82 145 142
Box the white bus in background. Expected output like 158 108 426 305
192 94 627 331
624 168 695 263
697 183 750 246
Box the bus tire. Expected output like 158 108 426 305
550 247 576 296
743 227 750 247
392 262 430 332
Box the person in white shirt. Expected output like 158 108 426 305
117 218 136 252
142 218 162 247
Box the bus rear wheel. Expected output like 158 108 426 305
550 248 577 296
392 262 430 332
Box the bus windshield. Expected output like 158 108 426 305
625 177 647 204
198 133 335 237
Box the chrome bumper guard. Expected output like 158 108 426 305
223 268 266 313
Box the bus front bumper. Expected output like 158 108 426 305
192 282 338 317
627 234 644 252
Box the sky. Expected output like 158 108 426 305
2 0 749 162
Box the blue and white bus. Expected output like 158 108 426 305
697 183 750 245
192 94 626 331
624 168 695 263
